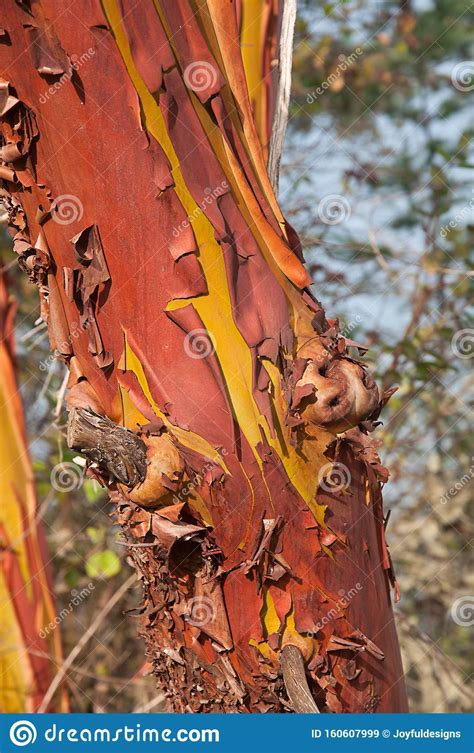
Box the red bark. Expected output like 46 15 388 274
0 0 407 712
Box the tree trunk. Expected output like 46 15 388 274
0 0 407 713
0 265 66 712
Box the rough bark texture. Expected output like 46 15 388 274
0 267 66 712
0 0 407 713
280 644 320 713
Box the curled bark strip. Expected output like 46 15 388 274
67 407 147 487
280 644 320 714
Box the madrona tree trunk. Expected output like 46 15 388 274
0 0 407 712
0 266 66 712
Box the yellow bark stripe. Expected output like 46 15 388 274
0 337 64 711
240 0 267 149
102 0 331 522
103 0 270 461
120 333 230 474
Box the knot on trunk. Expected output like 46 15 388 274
292 353 380 434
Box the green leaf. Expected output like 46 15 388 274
86 526 104 545
85 550 121 579
64 568 80 589
83 479 104 503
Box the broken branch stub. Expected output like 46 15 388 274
67 408 185 507
67 407 147 487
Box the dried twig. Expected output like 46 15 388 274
38 573 137 712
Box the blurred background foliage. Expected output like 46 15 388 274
1 0 472 713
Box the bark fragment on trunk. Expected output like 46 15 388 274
0 0 407 713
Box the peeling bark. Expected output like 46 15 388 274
0 0 407 713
